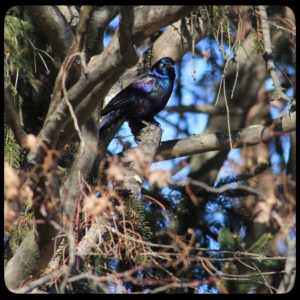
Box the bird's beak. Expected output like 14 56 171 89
166 63 174 69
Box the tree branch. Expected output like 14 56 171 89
164 104 244 115
76 216 108 258
45 6 96 119
49 7 119 151
26 6 74 61
133 6 199 45
61 107 100 219
259 6 296 107
116 123 163 198
85 6 119 59
118 6 138 66
56 6 80 32
117 111 296 161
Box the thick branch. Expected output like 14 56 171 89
117 123 163 198
76 217 108 258
158 111 296 160
85 6 119 58
118 6 138 66
118 111 296 161
133 6 199 45
46 7 119 151
74 6 96 52
61 107 100 219
46 6 96 119
4 80 27 148
56 6 80 31
26 6 74 61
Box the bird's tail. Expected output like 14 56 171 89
99 109 123 133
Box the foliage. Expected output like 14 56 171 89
247 6 265 55
198 6 232 45
4 119 25 168
5 205 33 256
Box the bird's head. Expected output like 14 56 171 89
151 57 176 80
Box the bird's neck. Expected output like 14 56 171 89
153 68 175 81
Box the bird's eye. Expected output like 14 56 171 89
160 62 165 67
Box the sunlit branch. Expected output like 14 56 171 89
154 111 295 161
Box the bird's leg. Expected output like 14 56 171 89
140 118 164 132
139 119 150 126
128 118 163 143
127 118 145 142
146 117 161 128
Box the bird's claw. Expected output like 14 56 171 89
140 119 149 126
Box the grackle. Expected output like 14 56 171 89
99 57 176 134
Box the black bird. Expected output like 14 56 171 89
99 57 176 133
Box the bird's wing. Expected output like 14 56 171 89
101 75 157 116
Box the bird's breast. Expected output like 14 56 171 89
157 77 173 94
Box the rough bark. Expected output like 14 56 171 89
26 6 74 61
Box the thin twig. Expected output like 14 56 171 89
230 6 243 99
18 17 54 72
222 76 233 150
191 12 196 81
164 104 244 115
186 178 268 201
215 76 223 107
273 61 295 89
268 20 295 35
216 37 238 149
62 52 87 149
252 262 275 294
